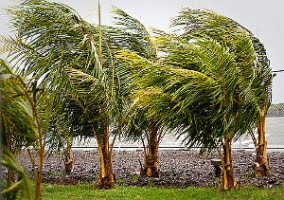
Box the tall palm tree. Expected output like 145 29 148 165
2 0 132 188
171 8 273 177
2 0 106 193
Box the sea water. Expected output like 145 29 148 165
73 117 284 150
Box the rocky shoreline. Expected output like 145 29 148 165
1 150 284 188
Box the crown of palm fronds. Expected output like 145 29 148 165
1 1 140 139
118 25 270 150
171 8 273 104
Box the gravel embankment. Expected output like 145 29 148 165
1 150 284 188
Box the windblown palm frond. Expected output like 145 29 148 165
0 59 37 148
113 7 156 59
2 0 103 89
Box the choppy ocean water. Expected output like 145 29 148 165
73 117 284 150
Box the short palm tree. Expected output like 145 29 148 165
0 60 34 200
48 95 93 174
113 8 174 177
0 57 56 199
123 101 169 177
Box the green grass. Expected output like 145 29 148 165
42 184 284 200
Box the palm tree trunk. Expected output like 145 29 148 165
64 136 74 174
141 126 160 178
34 116 44 200
254 105 272 177
35 143 44 200
222 136 236 190
25 88 44 200
96 126 116 188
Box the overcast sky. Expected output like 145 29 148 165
0 0 283 103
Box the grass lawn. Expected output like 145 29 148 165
42 183 284 200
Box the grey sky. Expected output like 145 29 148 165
0 0 283 103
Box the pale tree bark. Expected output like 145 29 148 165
254 102 272 177
96 126 116 188
64 135 74 175
222 136 236 190
140 124 161 178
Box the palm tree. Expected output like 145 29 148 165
2 0 133 188
122 101 168 177
1 0 105 194
113 8 174 177
48 95 93 174
118 23 271 189
171 8 273 177
0 58 56 199
0 60 34 200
